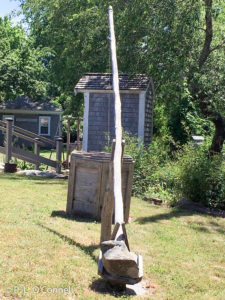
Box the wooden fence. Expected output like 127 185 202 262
0 118 62 173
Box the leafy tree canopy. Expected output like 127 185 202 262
19 0 225 152
0 16 49 101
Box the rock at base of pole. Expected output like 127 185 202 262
101 240 139 279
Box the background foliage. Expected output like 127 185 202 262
0 17 49 101
123 136 225 209
0 0 224 206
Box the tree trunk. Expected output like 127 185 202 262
210 115 225 155
187 0 225 155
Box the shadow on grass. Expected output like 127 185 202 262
136 207 225 235
136 207 192 224
38 223 98 263
51 210 98 223
90 279 137 297
0 173 24 180
32 180 67 185
39 223 144 297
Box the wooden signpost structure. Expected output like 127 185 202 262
98 6 143 287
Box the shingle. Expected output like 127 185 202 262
75 73 149 92
0 95 62 112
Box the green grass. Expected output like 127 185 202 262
0 172 225 299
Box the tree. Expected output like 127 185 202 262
0 16 49 101
187 0 225 154
19 0 224 153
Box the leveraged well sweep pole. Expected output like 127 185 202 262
108 6 124 227
98 6 142 287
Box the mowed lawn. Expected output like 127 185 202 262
0 173 225 300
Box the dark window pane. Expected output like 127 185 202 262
41 126 48 134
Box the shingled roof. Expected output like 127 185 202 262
0 95 62 112
75 73 149 94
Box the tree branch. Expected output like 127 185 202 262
210 39 225 52
198 0 213 68
198 27 206 32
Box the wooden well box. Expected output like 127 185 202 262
66 151 134 223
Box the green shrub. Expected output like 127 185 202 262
174 144 225 209
106 133 225 210
123 133 171 195
153 143 225 209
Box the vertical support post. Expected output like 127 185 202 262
59 116 62 137
34 138 40 170
5 118 13 164
56 137 63 174
101 140 116 243
100 162 114 243
77 118 80 143
66 118 71 165
77 117 83 151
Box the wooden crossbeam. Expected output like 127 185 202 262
12 146 57 168
13 125 55 146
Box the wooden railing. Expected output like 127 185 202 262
0 118 62 173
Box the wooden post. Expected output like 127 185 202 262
5 118 13 164
77 118 80 142
66 118 71 165
56 137 63 174
108 6 124 227
100 140 116 243
34 138 40 170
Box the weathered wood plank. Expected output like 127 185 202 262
13 124 55 146
0 146 5 154
1 120 55 146
12 147 57 168
100 162 114 243
34 138 40 170
123 162 134 223
5 119 13 163
13 131 44 146
66 158 76 214
0 125 6 131
56 138 62 173
0 120 6 127
0 145 56 168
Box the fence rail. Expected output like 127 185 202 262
0 120 55 146
0 118 62 173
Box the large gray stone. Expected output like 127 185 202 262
102 240 139 279
17 170 56 178
101 240 127 254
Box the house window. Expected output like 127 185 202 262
39 116 51 136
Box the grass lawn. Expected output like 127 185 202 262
0 172 224 299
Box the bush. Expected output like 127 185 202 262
106 133 225 210
152 143 225 209
122 133 171 195
174 144 225 209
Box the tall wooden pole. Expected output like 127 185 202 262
108 6 124 224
